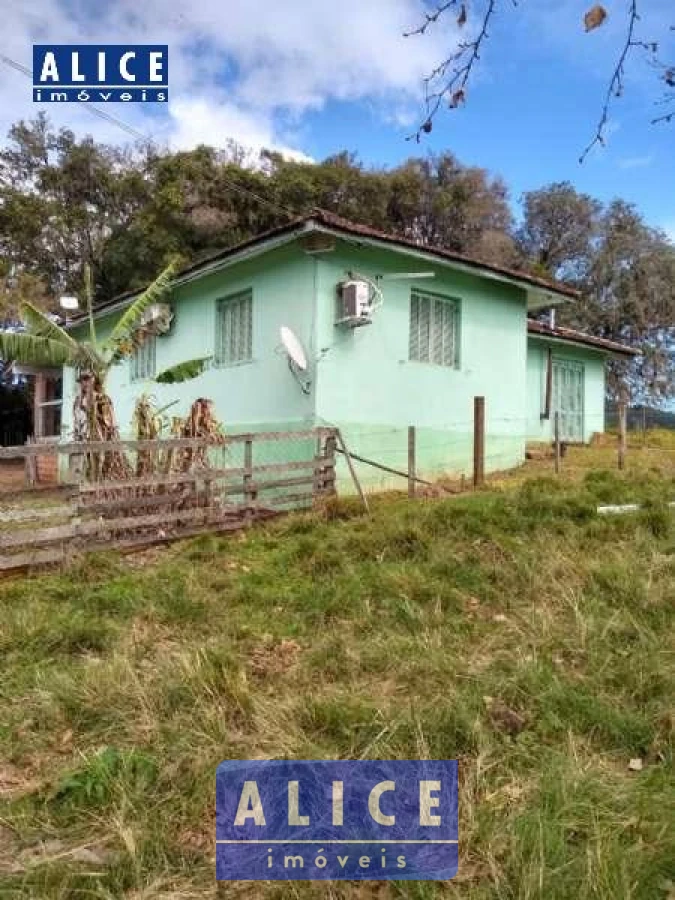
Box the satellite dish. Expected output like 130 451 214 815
280 326 308 371
59 295 79 311
279 326 311 395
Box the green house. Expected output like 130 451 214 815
59 210 637 490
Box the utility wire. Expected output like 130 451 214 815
0 51 298 220
0 53 148 141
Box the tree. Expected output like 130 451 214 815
404 2 674 155
0 259 210 473
386 152 517 263
520 184 675 404
0 113 151 301
578 201 675 404
518 182 601 281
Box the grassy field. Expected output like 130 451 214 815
0 436 674 899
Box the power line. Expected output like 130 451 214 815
0 52 148 141
214 177 297 220
0 51 299 220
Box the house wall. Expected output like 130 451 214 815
60 237 604 497
526 337 606 443
62 245 317 453
312 240 529 490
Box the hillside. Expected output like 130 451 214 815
0 451 674 898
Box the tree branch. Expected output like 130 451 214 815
406 0 501 142
403 0 461 37
578 3 672 161
407 2 672 152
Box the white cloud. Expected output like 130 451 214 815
167 98 313 162
0 0 456 157
617 154 654 170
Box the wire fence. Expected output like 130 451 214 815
605 403 675 433
1 402 671 511
323 406 672 497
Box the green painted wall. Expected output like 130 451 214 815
312 239 528 489
62 244 317 449
61 234 610 496
526 336 606 443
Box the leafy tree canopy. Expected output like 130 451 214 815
0 115 672 405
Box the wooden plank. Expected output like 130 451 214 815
78 491 208 516
0 484 76 502
1 503 256 549
90 519 251 553
77 458 330 494
0 522 76 549
336 430 370 514
79 505 211 536
81 474 319 516
24 438 36 486
221 473 318 496
0 504 73 523
0 546 66 571
0 429 325 459
260 491 316 508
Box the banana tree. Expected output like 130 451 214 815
0 258 210 450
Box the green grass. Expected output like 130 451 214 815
0 456 674 899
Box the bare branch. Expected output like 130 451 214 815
578 3 674 161
407 2 672 149
403 1 461 37
407 0 499 142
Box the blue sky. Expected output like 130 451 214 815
3 0 674 236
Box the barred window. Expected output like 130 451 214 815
131 335 156 381
216 290 253 366
409 291 459 367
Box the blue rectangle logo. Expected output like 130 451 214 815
216 760 458 880
33 45 168 103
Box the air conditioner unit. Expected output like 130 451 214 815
335 280 372 328
139 303 174 335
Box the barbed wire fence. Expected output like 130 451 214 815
321 397 668 502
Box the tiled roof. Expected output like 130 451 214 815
527 319 639 357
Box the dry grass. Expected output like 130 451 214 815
0 432 673 899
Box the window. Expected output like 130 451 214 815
33 374 62 438
131 335 156 381
216 290 253 366
409 291 459 367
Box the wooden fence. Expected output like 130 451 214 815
0 428 337 572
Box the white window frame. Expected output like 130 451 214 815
409 290 460 368
215 289 253 367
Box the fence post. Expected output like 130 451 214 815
554 412 561 474
473 397 485 488
323 430 337 496
24 437 36 487
336 429 370 514
243 437 254 523
408 426 416 499
618 402 627 471
314 428 334 498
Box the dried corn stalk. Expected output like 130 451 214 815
174 398 225 472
